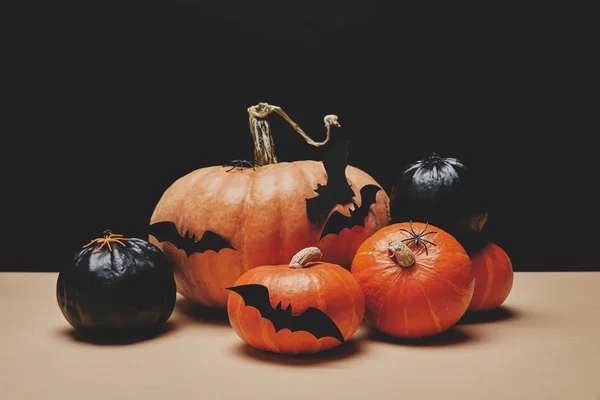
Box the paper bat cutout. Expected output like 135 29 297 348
227 284 345 343
306 140 356 225
320 184 382 239
149 221 235 256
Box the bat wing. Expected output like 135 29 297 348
291 306 345 343
306 140 355 225
226 284 275 319
193 230 235 253
321 140 351 191
320 184 382 239
355 184 383 218
149 221 235 256
227 284 345 343
306 193 334 226
149 221 189 254
319 209 355 239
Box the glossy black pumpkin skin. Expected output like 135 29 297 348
56 233 177 332
389 153 489 242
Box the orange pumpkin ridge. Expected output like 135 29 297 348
351 222 475 338
467 242 514 312
227 247 365 354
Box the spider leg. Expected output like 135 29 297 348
419 222 430 236
409 220 417 235
400 238 416 250
398 228 414 236
410 238 425 255
422 244 429 256
420 231 438 237
420 239 437 247
93 241 107 254
82 239 99 249
241 160 256 170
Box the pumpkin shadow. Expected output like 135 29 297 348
58 320 179 345
176 298 231 326
232 338 365 366
457 306 520 325
366 325 473 347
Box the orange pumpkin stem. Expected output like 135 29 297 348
247 102 341 166
388 240 416 268
82 230 130 254
289 247 323 269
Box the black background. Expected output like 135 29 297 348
5 1 597 272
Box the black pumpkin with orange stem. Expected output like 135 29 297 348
56 230 177 334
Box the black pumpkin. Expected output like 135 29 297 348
389 153 489 242
56 230 177 333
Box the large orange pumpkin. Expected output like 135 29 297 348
149 103 390 308
351 221 475 338
227 247 365 354
467 241 513 312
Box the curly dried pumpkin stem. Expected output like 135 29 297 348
289 247 323 269
247 102 341 166
388 240 416 268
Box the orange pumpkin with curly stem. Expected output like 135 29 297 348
467 242 513 312
149 103 390 308
351 221 475 338
227 247 365 354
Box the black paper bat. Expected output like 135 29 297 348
305 140 356 225
320 184 382 239
149 221 235 256
227 284 345 343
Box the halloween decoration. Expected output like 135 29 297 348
149 102 389 308
227 284 345 343
305 139 356 224
149 221 235 257
56 230 177 333
389 153 489 240
320 184 382 239
227 247 365 354
351 221 474 338
222 159 261 172
467 242 513 312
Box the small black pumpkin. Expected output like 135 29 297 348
56 230 177 333
389 153 489 242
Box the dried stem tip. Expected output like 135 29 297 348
289 247 323 269
388 240 416 268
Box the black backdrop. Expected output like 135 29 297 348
5 1 597 272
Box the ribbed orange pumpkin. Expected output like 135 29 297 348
227 247 365 354
149 103 390 308
351 221 475 338
467 242 513 312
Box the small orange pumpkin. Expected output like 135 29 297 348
351 221 474 338
467 242 513 312
226 247 365 354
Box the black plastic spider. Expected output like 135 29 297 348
222 159 262 172
398 221 438 255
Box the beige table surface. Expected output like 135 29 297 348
1 272 598 400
